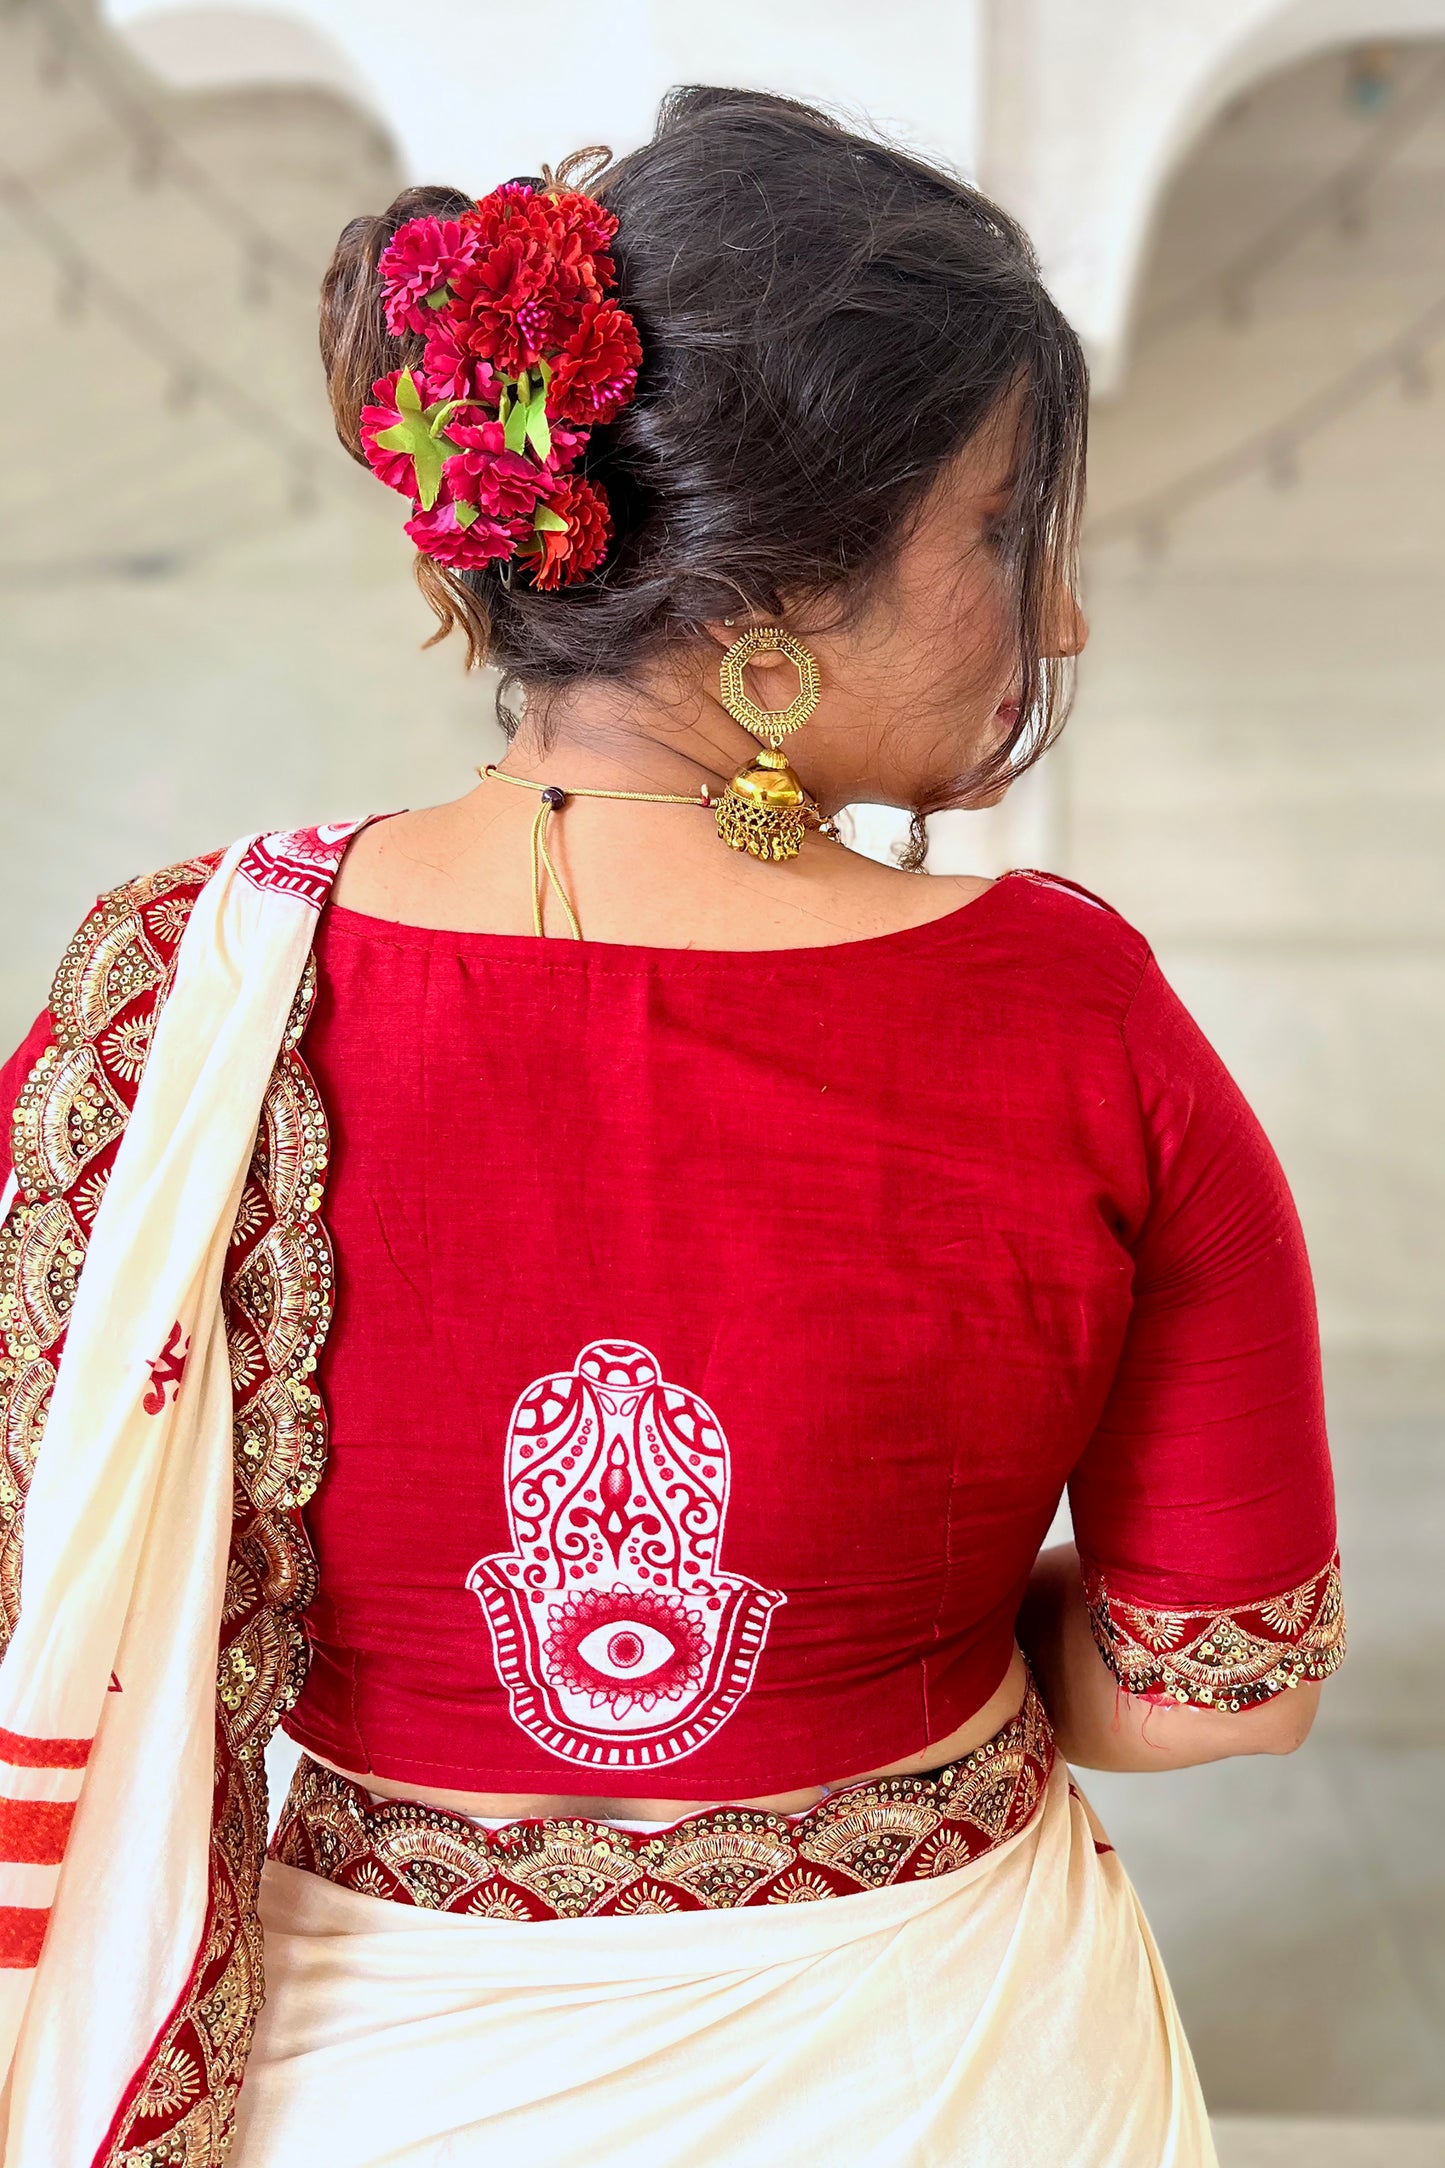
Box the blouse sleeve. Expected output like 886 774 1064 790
1067 950 1345 1713
0 1013 55 1193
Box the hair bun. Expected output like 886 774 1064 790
318 89 1085 817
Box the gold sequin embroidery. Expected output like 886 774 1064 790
270 1676 1058 1920
1083 1552 1346 1712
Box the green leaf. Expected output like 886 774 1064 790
452 499 479 529
372 369 461 509
424 287 451 310
534 503 569 533
525 399 552 459
503 397 530 455
515 368 532 407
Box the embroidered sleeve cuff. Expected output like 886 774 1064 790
1081 1549 1346 1712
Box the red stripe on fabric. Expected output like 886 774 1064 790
0 1906 49 1967
0 1726 91 1770
0 1794 75 1864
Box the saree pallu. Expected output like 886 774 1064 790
0 826 375 2166
232 1752 1217 2168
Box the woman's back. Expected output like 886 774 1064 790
280 858 1336 1809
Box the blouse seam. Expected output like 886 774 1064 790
1116 943 1157 1253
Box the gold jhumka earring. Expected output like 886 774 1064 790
713 626 830 862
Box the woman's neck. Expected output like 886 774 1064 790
505 674 752 801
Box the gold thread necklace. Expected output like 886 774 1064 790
478 762 716 939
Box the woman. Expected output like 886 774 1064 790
0 87 1342 2168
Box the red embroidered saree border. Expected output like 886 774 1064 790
270 1676 1056 1919
1082 1549 1346 1712
0 852 345 2168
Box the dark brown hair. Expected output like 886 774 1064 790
320 86 1088 829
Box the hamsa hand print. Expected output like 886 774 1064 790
467 1340 785 1769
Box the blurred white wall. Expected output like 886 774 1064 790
983 0 1445 387
108 0 984 199
1071 43 1445 1352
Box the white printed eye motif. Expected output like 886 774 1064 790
576 1622 677 1679
466 1338 787 1762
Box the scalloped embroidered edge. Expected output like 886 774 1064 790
1082 1549 1346 1712
100 958 337 2168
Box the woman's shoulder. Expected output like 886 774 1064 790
57 848 231 999
989 867 1154 1013
8 839 250 1081
47 820 377 1002
0 847 230 1191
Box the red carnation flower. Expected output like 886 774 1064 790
547 300 642 425
405 495 525 571
536 255 603 349
377 217 480 337
418 318 500 409
443 420 546 521
358 369 421 495
464 181 563 254
451 235 553 373
529 474 611 590
548 189 618 285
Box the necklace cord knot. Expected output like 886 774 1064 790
479 762 716 939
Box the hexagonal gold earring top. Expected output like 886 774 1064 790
718 626 821 747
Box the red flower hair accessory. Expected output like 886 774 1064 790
363 177 640 587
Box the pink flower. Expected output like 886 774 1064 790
548 300 643 425
359 368 421 495
377 217 481 337
405 495 525 571
443 420 546 521
542 419 588 474
418 318 500 408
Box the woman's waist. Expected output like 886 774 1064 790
299 1649 1032 1823
269 1664 1054 1921
287 1607 1028 1812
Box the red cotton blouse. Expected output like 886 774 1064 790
0 867 1342 1798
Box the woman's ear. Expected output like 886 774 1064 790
703 617 796 673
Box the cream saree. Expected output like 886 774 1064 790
0 825 1216 2165
232 1755 1216 2168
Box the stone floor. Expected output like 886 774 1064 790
1213 2123 1445 2166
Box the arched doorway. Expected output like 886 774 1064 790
1071 41 1445 2125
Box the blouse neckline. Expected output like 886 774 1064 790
319 867 1029 970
